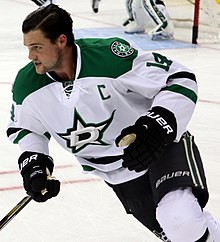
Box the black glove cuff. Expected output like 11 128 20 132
136 106 177 145
18 151 54 176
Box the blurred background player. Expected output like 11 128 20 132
31 0 101 13
31 0 55 6
91 0 101 13
123 0 174 40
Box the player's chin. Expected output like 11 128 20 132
34 64 47 74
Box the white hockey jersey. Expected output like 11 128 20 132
7 37 198 184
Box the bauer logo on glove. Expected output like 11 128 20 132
116 106 177 172
18 151 60 202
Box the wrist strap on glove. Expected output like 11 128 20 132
18 151 54 176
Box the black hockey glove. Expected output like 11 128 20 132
18 151 60 202
116 107 177 172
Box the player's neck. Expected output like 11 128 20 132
54 46 76 81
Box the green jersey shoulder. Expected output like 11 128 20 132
12 62 54 105
75 37 138 78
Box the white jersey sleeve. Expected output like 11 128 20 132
115 50 197 140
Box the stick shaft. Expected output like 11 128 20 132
0 195 32 231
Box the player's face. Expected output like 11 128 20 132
23 30 62 74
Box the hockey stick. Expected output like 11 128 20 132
0 177 50 231
0 137 132 231
0 195 32 231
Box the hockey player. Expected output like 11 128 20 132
91 0 101 13
31 0 101 13
7 4 220 242
31 0 54 6
123 0 174 40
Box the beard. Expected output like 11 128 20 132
34 49 62 74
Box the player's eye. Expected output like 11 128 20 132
34 46 42 50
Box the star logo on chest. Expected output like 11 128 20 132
58 109 115 153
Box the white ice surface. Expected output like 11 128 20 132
0 0 220 241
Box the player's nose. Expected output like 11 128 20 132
28 49 37 61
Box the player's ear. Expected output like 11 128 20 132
57 34 67 49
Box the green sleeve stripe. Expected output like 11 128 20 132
82 165 96 171
14 130 51 144
161 84 197 104
44 132 51 140
13 130 32 144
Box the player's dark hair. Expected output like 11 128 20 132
22 4 74 46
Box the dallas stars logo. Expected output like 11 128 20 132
58 109 115 153
111 41 134 58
